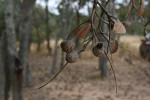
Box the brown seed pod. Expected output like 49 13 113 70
110 40 118 54
60 40 75 53
66 50 79 63
92 43 103 57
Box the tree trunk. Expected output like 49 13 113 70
3 34 11 100
99 0 115 79
36 29 41 52
18 0 36 87
75 9 80 48
4 0 22 100
99 54 108 78
45 0 52 55
2 34 12 100
99 0 108 79
19 11 32 87
0 35 5 100
50 33 59 75
60 51 65 67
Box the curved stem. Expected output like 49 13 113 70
104 51 117 94
36 62 68 89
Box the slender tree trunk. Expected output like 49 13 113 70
3 34 11 100
45 0 52 55
36 29 41 52
99 0 108 79
19 11 32 86
50 33 59 75
18 0 36 87
99 0 115 79
75 9 80 48
60 51 65 67
0 35 5 100
99 54 108 78
4 0 22 100
99 40 108 78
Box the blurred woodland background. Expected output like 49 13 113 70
0 0 150 100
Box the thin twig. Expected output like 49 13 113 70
95 11 109 24
144 20 150 27
104 51 117 94
78 38 92 53
36 62 68 89
97 1 117 20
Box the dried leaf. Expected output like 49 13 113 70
110 40 118 54
112 19 126 34
73 23 91 38
72 26 82 35
136 0 144 16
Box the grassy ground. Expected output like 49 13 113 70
23 53 150 100
22 35 150 100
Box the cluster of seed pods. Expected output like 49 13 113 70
60 21 120 63
37 0 147 90
60 39 79 63
60 22 91 63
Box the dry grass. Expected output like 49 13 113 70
21 35 150 100
118 35 144 57
23 53 150 100
29 35 144 59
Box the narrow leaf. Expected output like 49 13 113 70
74 23 91 38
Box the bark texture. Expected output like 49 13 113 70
45 0 52 55
99 0 108 78
0 35 5 100
4 0 22 100
50 34 59 75
18 0 36 86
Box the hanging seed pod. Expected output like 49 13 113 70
60 40 75 53
110 40 118 54
92 43 103 57
66 50 79 63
